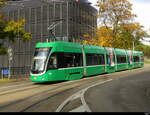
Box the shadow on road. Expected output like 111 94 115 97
33 80 67 85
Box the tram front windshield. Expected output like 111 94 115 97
31 47 51 74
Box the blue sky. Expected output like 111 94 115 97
88 0 150 45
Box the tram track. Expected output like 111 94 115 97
0 82 63 97
24 66 150 112
0 65 149 112
0 82 33 91
1 72 132 112
0 63 146 96
0 82 67 108
0 75 110 112
23 78 114 112
21 78 110 112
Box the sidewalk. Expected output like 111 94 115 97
0 74 30 86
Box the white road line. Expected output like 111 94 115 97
81 79 113 112
69 105 86 112
71 93 81 100
55 91 82 112
56 79 113 112
81 90 91 112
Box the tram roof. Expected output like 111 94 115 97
35 41 82 48
35 41 143 55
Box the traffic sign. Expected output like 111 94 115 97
1 70 10 74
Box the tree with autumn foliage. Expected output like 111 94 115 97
116 23 148 49
0 0 32 55
83 0 148 50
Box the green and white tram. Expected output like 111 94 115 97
30 41 144 82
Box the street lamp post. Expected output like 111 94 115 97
133 40 135 51
132 31 137 51
8 46 12 79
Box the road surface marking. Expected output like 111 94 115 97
56 79 113 112
69 105 86 112
81 79 113 112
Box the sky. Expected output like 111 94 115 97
88 0 150 45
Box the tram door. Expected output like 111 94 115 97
61 52 83 80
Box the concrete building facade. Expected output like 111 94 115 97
0 0 97 77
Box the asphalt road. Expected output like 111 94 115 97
0 64 149 112
84 69 150 112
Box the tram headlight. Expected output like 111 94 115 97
48 72 52 75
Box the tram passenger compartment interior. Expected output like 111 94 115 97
62 53 83 68
47 52 83 69
115 48 128 72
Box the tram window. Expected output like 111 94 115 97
49 52 83 69
116 55 127 64
63 53 75 68
99 54 105 65
133 56 140 62
74 53 83 67
86 53 105 66
31 47 51 73
61 53 83 68
47 53 58 69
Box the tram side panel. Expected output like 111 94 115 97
105 47 116 73
53 45 84 81
30 41 145 82
140 52 144 67
132 51 142 68
83 45 106 76
126 50 134 70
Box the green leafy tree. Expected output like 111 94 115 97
135 43 150 58
0 0 7 7
3 19 32 42
84 0 149 50
0 1 32 55
97 0 137 47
